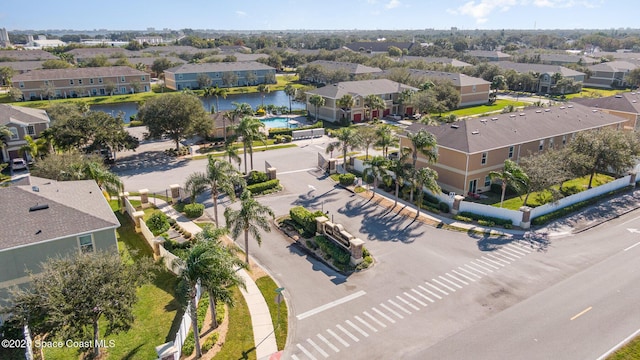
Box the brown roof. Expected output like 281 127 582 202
306 79 417 99
0 61 44 72
405 102 627 154
0 49 58 61
0 180 120 252
0 104 50 126
13 66 148 81
571 92 640 114
305 60 383 75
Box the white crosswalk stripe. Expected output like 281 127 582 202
471 260 495 272
297 343 318 360
317 333 340 353
388 298 412 314
412 288 435 302
493 250 517 261
336 324 359 342
433 278 457 292
446 272 469 285
439 275 463 288
346 319 369 337
485 253 510 265
292 354 301 360
397 295 421 311
404 291 428 306
477 258 501 269
514 241 534 252
380 302 404 319
498 248 521 258
507 243 531 254
464 263 487 276
364 310 387 328
327 329 350 348
372 307 396 323
307 338 329 358
453 269 476 282
355 315 378 333
425 282 448 296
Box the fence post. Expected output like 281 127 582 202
630 173 637 187
133 211 145 233
170 184 181 204
119 191 129 214
451 195 465 215
139 188 150 208
519 206 532 229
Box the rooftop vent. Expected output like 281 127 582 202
451 124 459 129
491 117 498 121
560 106 566 109
535 110 542 113
615 94 623 98
567 105 574 108
480 119 487 123
544 109 551 112
32 186 39 192
519 113 526 116
509 114 516 118
592 109 599 112
29 204 49 212
471 129 480 135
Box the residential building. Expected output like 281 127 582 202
584 61 639 88
208 53 268 62
343 41 417 55
0 49 57 61
399 56 472 68
163 61 276 90
135 36 164 45
383 69 490 107
400 103 627 195
0 180 120 306
466 50 511 61
300 60 383 83
571 92 640 130
0 28 9 48
66 47 135 63
0 104 50 163
304 79 418 122
494 61 585 93
12 66 151 100
23 35 65 50
217 45 252 53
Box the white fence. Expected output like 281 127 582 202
158 245 183 276
169 282 202 360
458 201 523 225
124 196 136 217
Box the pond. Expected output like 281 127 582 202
89 90 306 123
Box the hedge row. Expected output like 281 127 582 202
315 235 350 265
247 170 268 185
268 121 323 138
457 211 513 227
146 211 170 236
338 173 355 186
184 203 204 218
247 179 280 195
290 206 325 237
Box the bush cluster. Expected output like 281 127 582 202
181 294 210 356
247 179 280 195
338 173 356 186
128 120 143 127
458 211 513 227
146 211 170 235
273 134 293 143
184 203 204 218
164 147 190 157
247 170 269 185
315 235 350 265
290 206 325 237
202 333 219 352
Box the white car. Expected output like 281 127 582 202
11 158 27 171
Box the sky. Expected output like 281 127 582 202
0 0 635 32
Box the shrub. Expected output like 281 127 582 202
146 211 170 235
282 135 293 143
503 223 513 229
306 239 318 250
478 219 496 227
453 215 473 222
202 333 219 352
167 217 176 226
128 120 143 127
273 135 284 144
315 235 350 265
247 179 280 195
338 173 355 186
184 203 205 218
215 301 225 325
290 206 324 236
247 170 269 185
269 128 293 138
438 202 450 213
458 211 513 226
182 333 195 356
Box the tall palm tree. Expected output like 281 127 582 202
212 86 228 114
256 84 270 108
223 135 242 171
410 167 440 218
184 172 209 204
308 94 325 122
407 129 438 202
80 160 123 195
336 94 355 122
284 84 297 114
396 89 414 116
364 94 386 121
185 156 244 226
224 190 275 264
203 86 215 113
374 124 398 158
387 147 412 207
231 102 254 125
363 155 391 196
326 127 360 174
489 159 529 208
234 116 266 174
0 124 13 150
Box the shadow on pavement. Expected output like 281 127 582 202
112 150 190 175
286 242 348 284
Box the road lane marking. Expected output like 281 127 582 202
425 282 449 296
624 241 640 251
346 319 369 337
514 241 535 252
297 290 366 320
372 307 396 323
336 324 359 342
499 247 522 258
619 214 640 226
446 272 469 285
596 327 640 360
474 259 499 270
453 269 476 282
297 343 318 360
465 263 489 275
486 253 510 264
327 329 350 347
570 306 593 320
413 288 435 302
364 311 387 328
355 315 378 333
380 303 404 319
307 338 329 358
497 249 519 259
457 267 481 279
279 167 320 175
433 278 457 291
404 291 428 306
389 299 412 314
397 295 421 310
419 285 442 299
506 244 530 255
291 354 301 360
480 256 504 267
317 334 340 353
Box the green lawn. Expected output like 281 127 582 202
439 99 529 118
608 336 640 359
213 287 256 360
44 211 181 360
565 87 628 100
255 276 288 350
496 174 614 210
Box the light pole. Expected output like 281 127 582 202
275 287 285 330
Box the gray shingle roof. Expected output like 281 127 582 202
306 79 417 99
165 61 275 74
0 49 58 61
305 60 383 75
384 69 489 87
399 56 472 67
13 66 148 81
571 92 640 114
494 61 585 77
343 41 415 53
0 180 120 251
0 104 50 126
66 47 135 58
405 102 627 154
466 50 511 59
0 61 45 72
588 60 638 72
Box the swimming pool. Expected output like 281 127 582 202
261 117 299 129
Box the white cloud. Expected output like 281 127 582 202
531 0 602 8
236 10 247 17
385 0 401 9
448 0 601 24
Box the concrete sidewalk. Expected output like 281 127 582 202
134 197 279 359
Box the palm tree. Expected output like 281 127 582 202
19 135 48 161
374 124 398 158
234 116 266 174
223 135 242 171
0 124 13 150
336 94 355 122
203 86 215 113
407 129 438 202
489 159 529 208
387 147 412 207
184 172 209 204
80 161 123 195
410 167 440 218
284 84 297 114
212 86 228 114
224 190 275 264
308 94 325 122
326 127 360 174
227 102 254 144
185 156 244 226
364 94 386 121
396 89 414 116
256 84 270 108
363 155 391 196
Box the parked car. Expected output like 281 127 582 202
388 151 399 160
11 158 27 171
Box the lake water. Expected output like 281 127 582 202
90 90 306 123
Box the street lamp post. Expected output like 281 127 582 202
275 287 285 330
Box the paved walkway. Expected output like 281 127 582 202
133 197 279 359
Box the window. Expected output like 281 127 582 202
90 78 94 84
121 86 126 94
69 79 74 85
98 78 103 84
178 74 183 80
120 76 126 82
19 82 24 88
484 175 491 187
78 234 94 253
539 139 544 151
27 125 35 135
141 76 145 81
562 135 567 145
92 88 97 95
472 85 477 93
481 152 487 165
43 80 49 86
78 79 82 85
508 146 514 158
549 138 554 149
8 127 18 140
